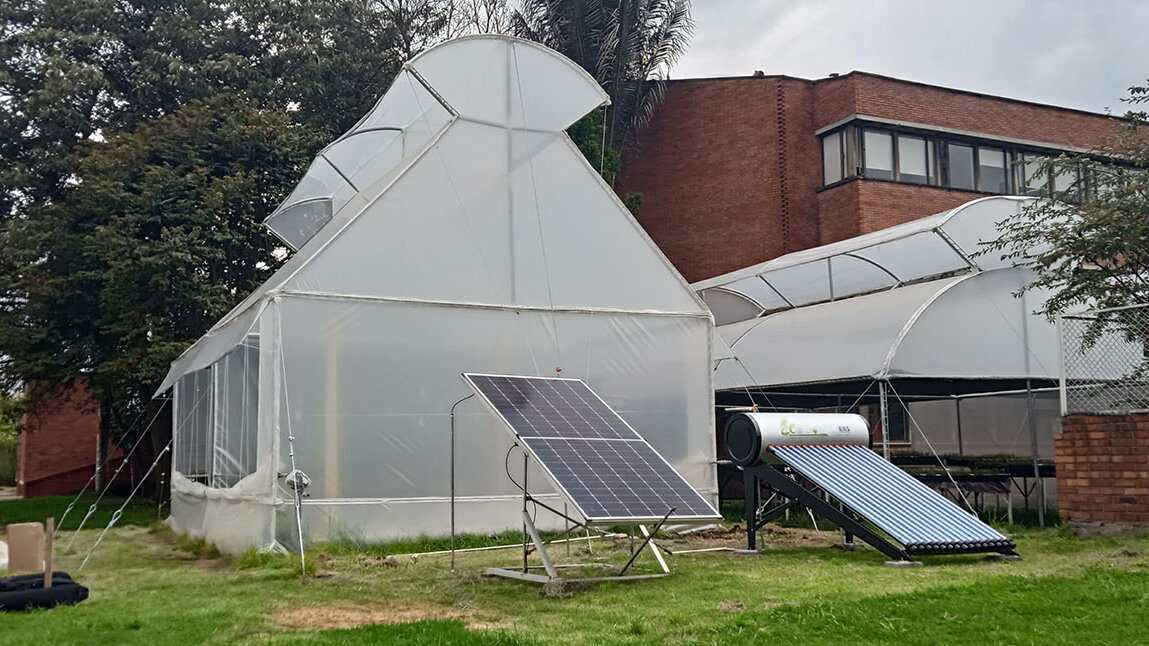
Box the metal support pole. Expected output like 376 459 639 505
564 503 570 557
955 397 964 457
449 394 473 574
744 469 759 550
879 380 891 460
522 452 528 573
1026 379 1046 529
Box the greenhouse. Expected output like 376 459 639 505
156 36 716 554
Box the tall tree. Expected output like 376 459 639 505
0 96 327 464
513 0 693 149
0 0 449 462
981 83 1149 317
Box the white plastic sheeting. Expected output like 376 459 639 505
160 36 715 553
713 266 1057 391
695 196 1033 326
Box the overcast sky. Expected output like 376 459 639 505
675 0 1148 114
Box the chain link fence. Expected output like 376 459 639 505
1060 303 1149 415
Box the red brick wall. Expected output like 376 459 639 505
16 383 119 498
617 78 784 282
845 73 1119 151
617 71 1121 282
1055 414 1149 525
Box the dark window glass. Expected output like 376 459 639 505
822 132 842 185
863 129 894 180
946 143 975 190
977 147 1007 193
1052 163 1080 202
927 139 937 185
897 135 928 184
1020 154 1049 196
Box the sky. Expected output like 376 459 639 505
675 0 1148 114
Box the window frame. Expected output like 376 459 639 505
818 117 1128 197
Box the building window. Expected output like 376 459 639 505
1052 163 1081 203
863 129 894 180
977 147 1008 193
1017 153 1049 196
822 130 843 185
945 143 975 191
897 135 929 185
818 118 1123 196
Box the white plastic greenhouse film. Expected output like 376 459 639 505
270 294 714 543
891 268 1058 379
714 277 963 389
168 305 280 554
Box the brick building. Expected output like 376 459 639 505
15 383 121 497
616 71 1122 282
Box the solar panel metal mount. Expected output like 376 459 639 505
461 373 720 584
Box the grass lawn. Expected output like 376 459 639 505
1 501 1148 645
0 493 160 531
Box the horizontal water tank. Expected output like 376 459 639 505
724 413 870 466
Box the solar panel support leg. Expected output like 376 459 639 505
522 511 558 579
619 508 674 576
747 465 913 563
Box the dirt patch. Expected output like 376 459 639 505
273 603 473 630
717 599 744 612
192 558 229 571
660 524 837 552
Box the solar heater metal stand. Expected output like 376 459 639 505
742 465 914 563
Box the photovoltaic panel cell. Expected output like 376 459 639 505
464 374 639 440
770 444 1014 554
522 437 720 521
463 374 720 524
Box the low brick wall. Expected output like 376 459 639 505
1055 414 1149 531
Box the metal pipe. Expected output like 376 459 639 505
955 398 964 457
399 533 614 558
1026 379 1045 529
879 380 891 460
522 452 528 573
448 393 474 574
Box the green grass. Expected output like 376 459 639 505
318 529 570 557
267 620 534 645
0 493 159 531
1 493 1148 645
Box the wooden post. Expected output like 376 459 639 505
44 517 54 588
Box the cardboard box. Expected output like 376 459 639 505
6 522 45 573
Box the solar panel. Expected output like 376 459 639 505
464 373 638 440
770 444 1014 554
464 373 720 524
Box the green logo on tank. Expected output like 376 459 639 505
779 418 828 437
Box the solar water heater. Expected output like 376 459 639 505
726 412 1017 565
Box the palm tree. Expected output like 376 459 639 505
513 0 693 149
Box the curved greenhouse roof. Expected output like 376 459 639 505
693 196 1035 326
713 266 1059 391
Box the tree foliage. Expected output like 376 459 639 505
512 0 693 149
981 83 1149 318
0 0 428 446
